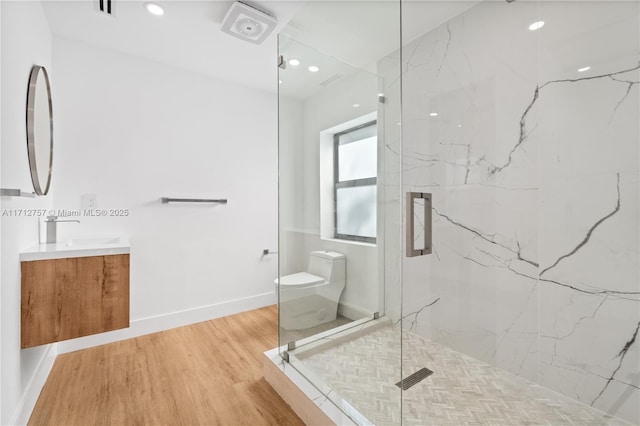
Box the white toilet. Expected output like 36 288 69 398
275 251 346 330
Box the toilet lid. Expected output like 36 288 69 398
276 272 326 288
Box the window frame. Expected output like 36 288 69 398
333 120 377 244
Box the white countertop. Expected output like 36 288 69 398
20 237 130 262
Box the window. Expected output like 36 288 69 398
334 121 377 243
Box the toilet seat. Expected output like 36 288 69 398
275 272 326 288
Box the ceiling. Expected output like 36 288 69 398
278 1 479 100
282 1 479 71
40 0 479 95
41 0 304 93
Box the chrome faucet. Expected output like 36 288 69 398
39 215 80 244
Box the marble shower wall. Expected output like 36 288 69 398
397 1 639 423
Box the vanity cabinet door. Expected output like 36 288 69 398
21 254 130 348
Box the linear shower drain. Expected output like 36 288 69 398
395 367 434 390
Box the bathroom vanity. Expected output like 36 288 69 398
20 238 130 348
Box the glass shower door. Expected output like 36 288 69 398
277 1 403 424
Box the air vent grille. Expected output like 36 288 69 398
320 74 341 87
96 0 113 15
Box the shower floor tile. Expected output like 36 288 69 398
295 325 629 426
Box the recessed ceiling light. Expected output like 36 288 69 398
578 66 591 72
528 21 545 31
352 103 360 108
279 80 282 84
288 59 300 66
308 65 320 72
429 112 438 117
144 2 164 16
458 124 463 128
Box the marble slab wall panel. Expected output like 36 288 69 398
395 0 639 423
400 0 541 381
536 2 640 422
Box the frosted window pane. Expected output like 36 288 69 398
338 136 377 181
336 185 377 238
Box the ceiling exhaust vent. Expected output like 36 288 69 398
320 74 342 87
95 0 114 15
221 2 278 45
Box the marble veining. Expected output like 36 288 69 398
540 173 621 278
591 321 640 405
396 297 440 332
491 65 640 177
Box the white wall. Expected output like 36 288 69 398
0 1 57 424
277 96 304 275
51 36 279 341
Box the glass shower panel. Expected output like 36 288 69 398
400 1 639 425
277 33 380 344
277 1 402 424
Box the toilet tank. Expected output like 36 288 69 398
308 250 346 282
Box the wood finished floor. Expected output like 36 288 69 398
29 305 303 426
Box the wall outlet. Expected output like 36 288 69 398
81 193 97 209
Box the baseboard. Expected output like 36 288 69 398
338 301 373 321
57 292 276 354
9 343 58 426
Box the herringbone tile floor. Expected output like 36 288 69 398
297 325 629 426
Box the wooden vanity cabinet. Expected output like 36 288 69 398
21 254 130 348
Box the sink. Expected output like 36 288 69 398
64 237 122 247
20 236 130 261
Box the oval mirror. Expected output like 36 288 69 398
26 65 53 196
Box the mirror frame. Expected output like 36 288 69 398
26 65 53 196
